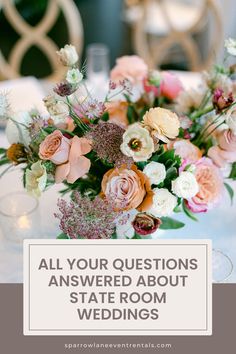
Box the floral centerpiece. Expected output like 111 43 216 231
1 40 236 239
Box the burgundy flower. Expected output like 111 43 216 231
212 88 234 113
132 213 162 236
53 81 76 97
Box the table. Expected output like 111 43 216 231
0 73 236 283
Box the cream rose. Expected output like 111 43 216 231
143 161 166 185
148 188 177 217
39 130 71 165
172 171 199 199
43 95 69 125
101 165 153 211
56 44 78 66
120 123 154 162
143 107 180 143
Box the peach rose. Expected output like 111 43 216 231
143 107 180 143
169 139 202 163
186 158 224 213
55 136 91 184
39 130 71 165
55 117 75 132
106 101 128 127
208 129 236 167
110 55 148 84
101 164 153 211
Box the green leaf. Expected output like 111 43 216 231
0 148 6 154
111 232 117 239
57 233 69 239
224 182 234 205
136 161 148 170
127 105 138 124
173 205 182 213
159 217 185 230
165 167 178 181
131 233 142 239
101 111 109 122
229 162 236 180
158 149 175 163
182 201 198 222
0 157 10 166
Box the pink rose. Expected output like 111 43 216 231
160 72 183 100
110 55 148 84
169 139 202 164
55 137 91 184
208 146 236 168
143 71 183 100
39 130 70 165
208 129 236 167
186 158 224 213
218 129 236 151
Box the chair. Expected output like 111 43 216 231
125 0 223 71
0 0 83 81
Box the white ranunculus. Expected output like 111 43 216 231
143 161 166 185
5 111 32 146
25 161 47 197
120 123 154 162
66 68 83 85
225 38 236 56
149 188 177 217
226 110 236 134
172 171 199 199
56 44 79 66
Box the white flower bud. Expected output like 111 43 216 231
225 38 236 56
56 44 79 66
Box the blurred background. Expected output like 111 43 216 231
0 0 236 82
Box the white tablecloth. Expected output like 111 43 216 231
0 74 236 283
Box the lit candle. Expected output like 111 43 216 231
17 215 31 229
